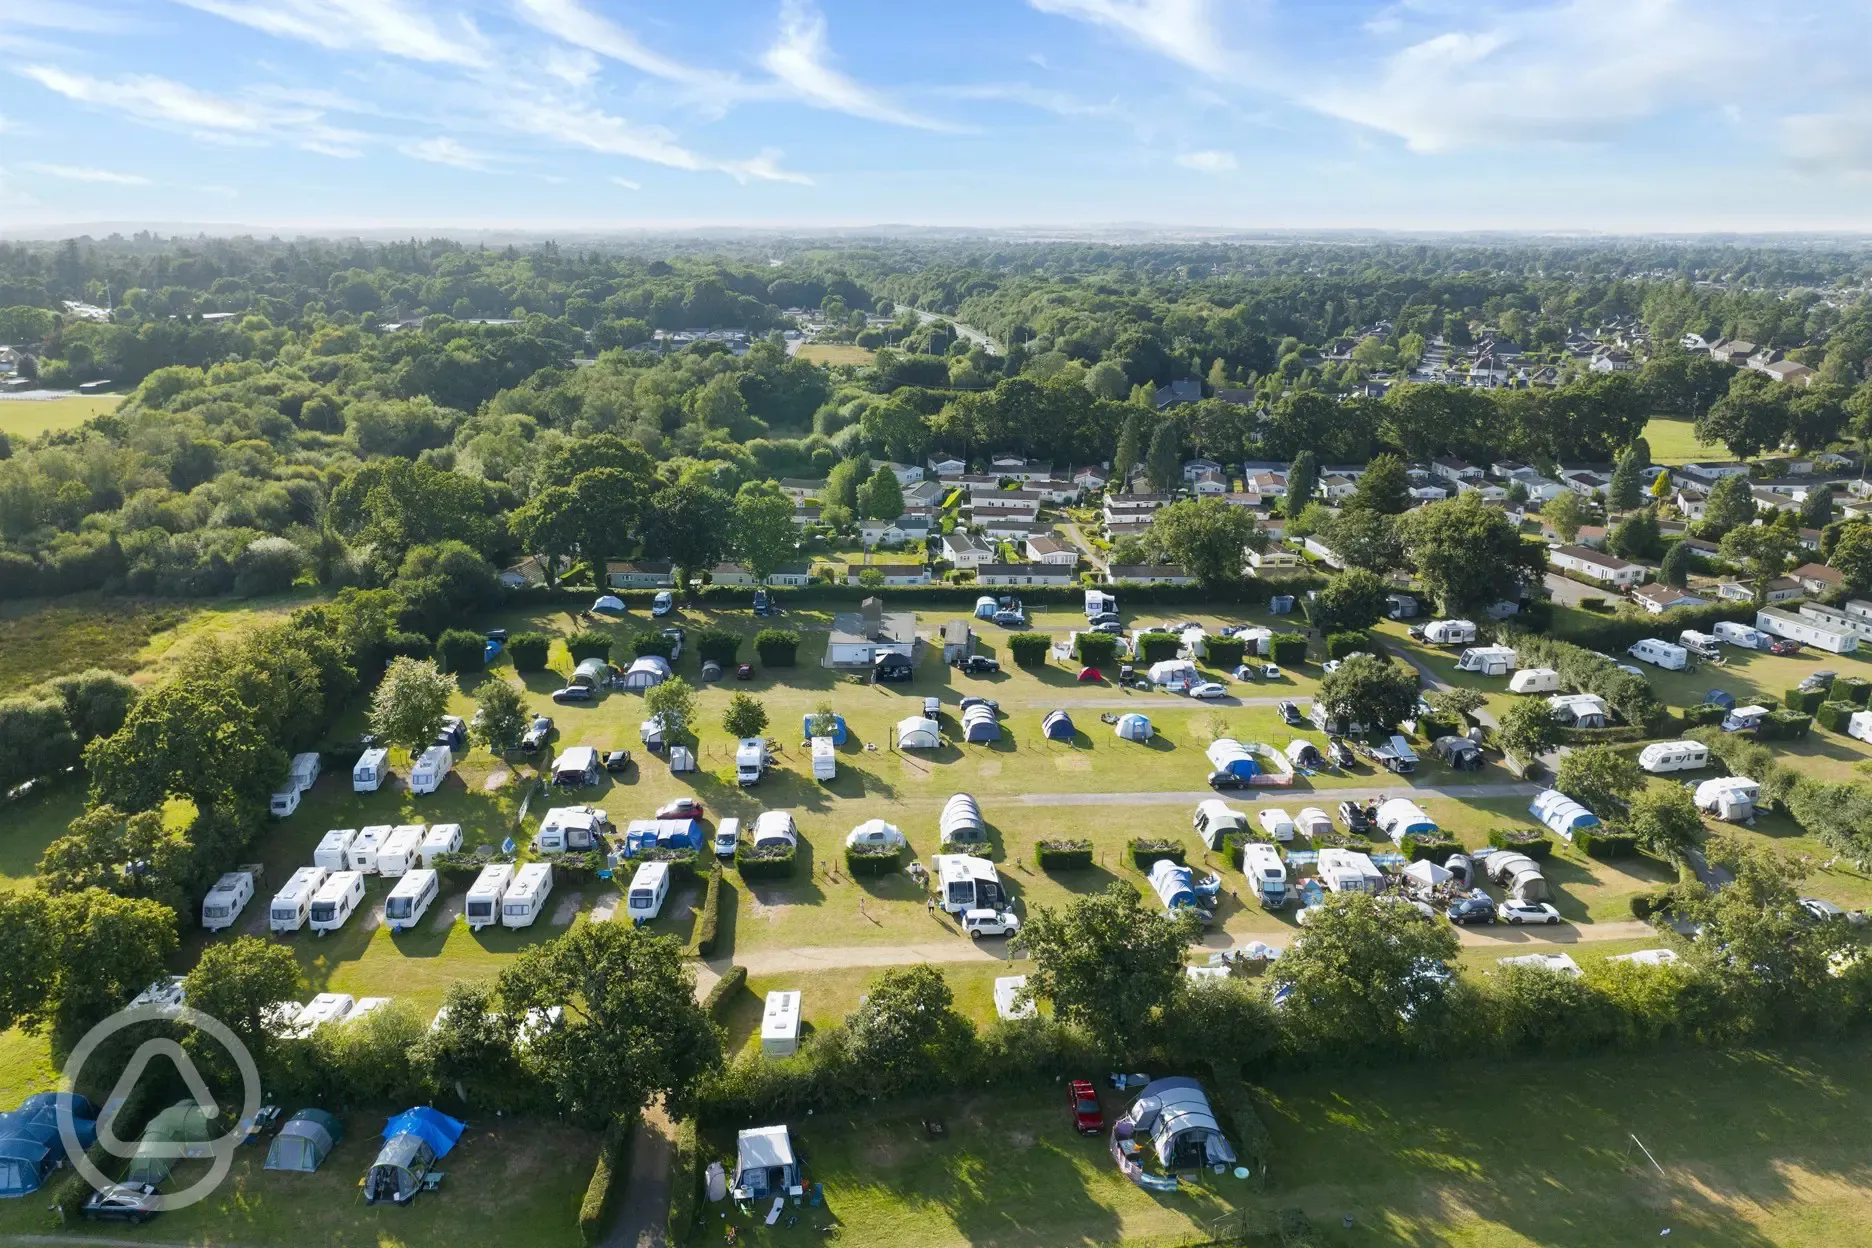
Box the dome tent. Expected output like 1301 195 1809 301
265 1109 343 1173
896 716 941 749
1114 713 1153 742
592 595 625 614
1041 710 1075 741
365 1108 464 1205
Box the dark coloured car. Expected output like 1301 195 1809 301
84 1185 160 1224
1326 737 1355 768
603 750 633 773
1089 611 1122 627
520 715 553 752
484 628 509 642
1067 1078 1104 1134
1278 701 1304 726
957 655 1001 675
551 685 593 703
1447 896 1497 926
736 664 756 680
752 590 773 616
1207 770 1252 792
1337 800 1372 834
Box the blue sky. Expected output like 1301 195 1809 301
2 0 1870 232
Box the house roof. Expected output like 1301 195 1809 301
979 562 1071 577
1025 536 1069 556
1554 544 1634 570
1794 562 1843 585
606 559 674 574
1632 584 1701 607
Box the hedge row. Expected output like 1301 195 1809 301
1009 632 1051 666
755 629 800 666
1127 838 1186 871
1401 834 1463 864
1630 886 1674 920
1206 1077 1272 1189
844 844 904 877
1759 711 1813 741
696 629 742 666
506 576 1326 612
1680 703 1729 729
437 629 487 674
703 966 747 1018
666 1117 701 1247
691 865 722 958
1326 630 1369 660
1269 633 1308 667
508 631 551 672
386 629 433 661
736 842 797 880
631 631 677 661
1556 725 1650 745
1576 827 1640 859
1784 687 1828 714
1486 828 1554 861
1035 839 1094 871
1817 701 1858 733
1546 599 1760 652
1832 675 1872 707
1075 632 1120 667
567 629 614 662
1135 633 1180 664
1205 637 1246 668
577 1116 636 1247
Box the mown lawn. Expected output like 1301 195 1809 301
1642 414 1729 465
0 393 121 439
794 343 876 367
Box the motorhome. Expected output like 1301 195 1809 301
409 745 453 795
313 828 357 872
464 864 515 931
1628 638 1689 670
377 825 426 877
1509 668 1561 694
760 990 802 1058
348 825 389 874
269 786 301 818
735 737 770 786
810 736 836 782
384 869 440 933
1713 621 1768 650
308 871 365 935
1084 590 1117 619
418 823 462 867
1678 630 1720 660
288 993 356 1036
1243 843 1288 909
269 866 329 934
1456 646 1517 676
626 860 671 924
200 870 255 933
500 863 554 929
287 751 321 793
934 854 1004 914
1192 799 1249 851
534 805 608 854
1638 740 1710 773
352 747 389 793
1423 619 1478 645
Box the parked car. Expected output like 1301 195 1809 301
992 609 1025 627
958 695 1000 714
962 908 1021 939
1089 611 1122 627
651 590 674 616
1498 900 1562 925
551 685 593 703
957 655 1001 675
83 1185 161 1224
1447 896 1496 926
1067 1078 1104 1134
1799 897 1847 923
713 827 740 858
1337 800 1372 834
752 590 774 616
1278 701 1303 726
484 628 509 642
656 797 704 820
1768 638 1803 656
1207 770 1252 792
520 715 553 752
603 749 633 773
661 626 686 660
1326 737 1355 768
736 664 756 680
1092 620 1125 634
1189 681 1227 700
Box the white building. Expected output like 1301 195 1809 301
1756 606 1859 654
1550 544 1644 588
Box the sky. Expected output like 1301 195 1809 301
1 0 1870 234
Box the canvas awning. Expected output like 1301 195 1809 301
1402 859 1452 888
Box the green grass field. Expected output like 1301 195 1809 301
0 393 122 439
795 343 876 367
1642 414 1728 465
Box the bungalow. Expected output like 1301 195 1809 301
957 474 1003 492
1248 548 1301 571
766 563 812 588
1025 535 1079 567
926 453 966 478
499 553 567 589
1631 584 1707 614
1679 462 1750 483
1182 457 1224 482
1457 479 1509 502
902 479 946 509
1071 465 1110 491
1028 478 1081 505
969 489 1045 516
1221 491 1264 508
942 533 994 568
1681 536 1720 558
1791 563 1845 596
1797 528 1823 551
1510 472 1567 502
1107 564 1194 586
977 562 1075 587
1243 471 1287 499
606 560 676 589
1719 577 1804 604
1751 488 1799 513
826 598 918 667
844 566 931 588
1551 545 1644 588
1191 470 1228 497
1675 487 1708 520
777 478 826 502
878 461 924 485
976 517 1050 541
1708 339 1757 366
1319 474 1357 501
1432 456 1482 485
1562 470 1611 498
1103 494 1170 528
708 563 759 587
1254 516 1287 542
1408 484 1450 502
791 505 821 528
858 514 932 547
1153 379 1202 408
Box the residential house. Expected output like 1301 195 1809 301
1679 462 1751 483
498 554 567 589
1490 460 1528 478
1675 487 1708 520
1797 528 1823 551
1745 347 1784 373
1214 387 1257 407
1071 465 1110 491
825 599 919 666
1243 471 1287 500
1182 457 1224 482
859 514 933 547
878 461 924 485
708 563 760 587
1255 516 1287 543
1248 547 1301 571
902 479 946 510
1153 379 1202 408
1631 584 1707 614
1708 340 1758 366
1024 535 1079 567
1106 564 1195 585
957 473 1003 492
1408 483 1450 502
1589 348 1634 373
1432 456 1482 485
942 533 994 568
977 562 1075 588
926 453 967 478
975 517 1049 542
1791 563 1845 597
1103 493 1170 530
1719 578 1803 604
765 563 812 588
605 560 676 589
1319 474 1358 501
791 505 821 528
1562 470 1611 498
1456 479 1508 502
844 566 931 588
966 490 1043 521
1191 470 1228 497
777 478 826 502
1680 536 1720 558
1221 491 1265 508
1764 360 1816 386
1550 545 1645 588
1027 478 1081 505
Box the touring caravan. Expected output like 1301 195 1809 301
1850 710 1872 744
760 990 802 1058
1696 777 1761 822
1548 693 1609 729
1423 619 1478 645
1713 621 1769 650
409 745 453 796
1317 847 1382 894
385 870 439 933
735 738 770 786
934 854 1004 914
1628 638 1689 671
811 736 836 781
1639 740 1710 773
270 866 329 934
1456 646 1517 676
500 863 554 929
377 825 426 878
551 746 600 788
535 805 608 854
314 829 357 872
1243 843 1288 909
201 870 255 933
464 864 514 932
288 751 321 793
1509 668 1561 694
352 747 389 793
308 871 365 935
349 826 389 874
419 823 462 868
625 861 670 924
269 786 302 818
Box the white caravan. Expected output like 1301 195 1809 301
352 747 389 793
626 861 671 924
377 824 426 877
268 787 301 818
933 855 1004 915
1456 646 1517 676
1243 843 1288 909
1638 740 1710 774
1627 638 1689 670
760 990 802 1058
735 738 769 786
308 871 365 935
200 870 255 933
811 736 836 782
419 823 462 867
1713 621 1768 650
501 863 554 929
348 825 390 873
385 869 440 933
464 864 515 932
287 751 321 793
409 745 453 795
270 866 329 933
1423 619 1478 645
313 829 357 872
1509 668 1561 694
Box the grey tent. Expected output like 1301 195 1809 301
365 1108 464 1205
126 1101 215 1187
939 793 986 845
1120 1077 1236 1171
961 704 1000 743
265 1109 342 1173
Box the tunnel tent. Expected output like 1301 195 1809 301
265 1109 343 1173
1041 710 1075 741
126 1101 216 1187
1205 738 1259 779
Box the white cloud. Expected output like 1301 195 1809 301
1785 106 1872 176
1176 149 1237 172
610 175 641 190
21 64 369 154
24 162 151 184
171 0 486 67
762 0 957 131
398 135 493 170
1027 0 1229 75
943 82 1118 118
511 0 724 87
499 94 811 184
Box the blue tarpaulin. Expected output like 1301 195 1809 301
802 713 848 745
623 818 702 856
382 1108 465 1160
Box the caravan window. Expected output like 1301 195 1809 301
466 898 494 921
629 886 655 909
309 900 336 923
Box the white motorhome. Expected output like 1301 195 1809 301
1423 619 1478 645
1509 668 1561 694
419 823 462 867
501 863 554 929
760 990 802 1058
811 736 836 782
352 747 389 793
1678 630 1720 660
1243 843 1288 909
626 860 671 924
409 744 453 795
735 737 769 786
534 805 607 854
1317 847 1382 894
308 871 365 935
1084 590 1117 619
1713 621 1768 650
269 787 302 818
1628 638 1689 670
348 825 390 874
1456 646 1517 676
385 869 440 933
934 854 1004 914
200 870 255 933
377 825 426 877
1638 740 1710 773
464 863 515 931
287 751 321 793
269 866 329 933
314 828 357 872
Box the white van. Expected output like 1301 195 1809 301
270 866 329 933
735 738 769 786
201 870 255 932
288 751 321 793
1638 740 1710 774
352 747 389 793
378 825 426 877
269 787 302 818
1628 638 1688 670
1257 808 1295 842
811 736 836 782
1851 710 1872 744
1509 668 1561 694
626 861 671 924
501 863 554 929
1678 630 1721 659
410 745 453 796
934 854 1004 914
314 829 357 872
419 823 463 867
349 825 390 874
1714 621 1768 649
385 869 440 933
308 871 365 935
464 863 514 931
1243 843 1288 909
713 816 742 860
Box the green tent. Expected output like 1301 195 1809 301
265 1110 342 1173
126 1102 215 1187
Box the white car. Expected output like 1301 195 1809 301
962 908 1021 939
1189 682 1227 700
1498 900 1562 925
713 828 739 859
651 590 674 616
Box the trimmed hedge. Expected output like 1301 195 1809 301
437 628 487 674
1269 633 1308 666
631 630 677 661
691 864 722 957
1401 834 1463 864
845 844 904 877
1326 630 1370 660
1576 827 1640 859
696 628 742 666
1205 637 1246 668
507 577 1325 612
568 629 615 662
666 1117 701 1247
1681 703 1728 729
755 629 800 666
1208 1078 1272 1189
1135 632 1180 664
1760 710 1812 741
1544 598 1758 652
1075 632 1120 667
1784 687 1827 714
1630 886 1674 920
578 1117 636 1247
508 631 551 672
385 629 433 660
1009 631 1051 667
1127 838 1186 871
1832 676 1872 706
702 965 747 1018
1036 838 1094 871
736 842 797 880
1817 700 1857 733
1486 828 1554 861
1556 725 1649 745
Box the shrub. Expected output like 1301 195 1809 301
1831 676 1872 706
844 844 903 877
1401 834 1463 864
633 848 700 884
554 851 614 886
508 631 551 672
1579 595 1611 613
702 965 747 1018
567 629 615 662
385 629 433 660
1575 827 1639 859
1135 632 1180 664
1629 887 1674 920
1680 703 1728 729
1784 687 1827 714
1075 631 1120 667
1205 637 1245 668
1009 632 1051 667
696 628 741 666
1326 630 1370 660
1127 838 1185 871
1269 632 1308 666
736 841 796 880
630 630 676 661
1035 839 1094 871
1817 700 1857 733
1206 1078 1272 1189
1556 725 1649 745
666 1117 700 1246
578 1116 635 1247
1486 828 1554 861
690 864 722 957
436 628 487 674
429 850 497 885
754 629 800 666
1760 710 1812 741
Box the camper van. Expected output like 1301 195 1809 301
625 860 670 924
1678 630 1721 660
1243 843 1288 909
735 738 769 786
419 823 462 868
348 825 389 874
287 751 321 793
1084 590 1117 620
1628 638 1689 670
314 829 357 872
464 864 515 932
810 735 836 782
384 869 440 933
1456 646 1517 676
934 854 1004 915
308 871 366 935
201 870 255 932
1638 740 1710 773
1423 620 1478 645
1192 799 1249 850
409 745 453 796
1714 621 1769 650
500 863 554 929
352 747 389 793
1509 668 1561 694
377 825 426 878
760 990 802 1058
269 787 301 818
269 866 329 933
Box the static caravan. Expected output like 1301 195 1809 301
1757 607 1860 655
377 825 426 878
1628 638 1689 670
349 825 390 874
1714 621 1768 650
269 786 302 818
1638 740 1710 773
314 829 357 872
934 854 1004 914
810 736 836 781
760 990 802 1058
270 866 328 933
352 747 389 793
1456 646 1517 676
418 823 462 868
626 861 670 924
1243 843 1288 909
464 864 514 932
385 870 439 933
1317 847 1382 894
1696 777 1761 822
1423 619 1478 645
409 745 453 796
200 870 255 933
308 871 366 935
500 863 554 929
1509 668 1561 694
993 976 1037 1021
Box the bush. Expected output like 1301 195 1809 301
754 629 800 666
1629 887 1674 920
554 851 614 887
1206 1078 1272 1189
1556 725 1649 745
1579 595 1611 613
1035 839 1094 871
1575 827 1639 859
736 841 797 880
385 629 433 660
1832 676 1872 706
567 629 615 662
1009 632 1051 667
1817 700 1858 733
1326 630 1370 660
436 628 487 674
1127 838 1185 871
1205 637 1245 668
429 850 497 885
1680 703 1728 729
844 844 903 876
666 1117 700 1246
696 628 742 666
1759 710 1812 741
691 864 722 957
1269 632 1308 666
702 965 747 1018
508 631 551 672
630 630 676 661
1486 828 1554 861
1784 687 1827 714
1401 834 1463 864
633 848 700 884
578 1117 635 1247
1135 632 1180 664
1075 631 1119 667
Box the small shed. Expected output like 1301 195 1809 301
896 716 941 749
1114 713 1153 742
365 1108 465 1205
942 619 976 662
265 1109 343 1173
961 704 1001 743
668 746 697 774
940 793 987 844
760 990 801 1058
1041 710 1075 741
623 656 672 691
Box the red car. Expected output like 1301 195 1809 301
655 797 705 819
1067 1079 1103 1134
1768 639 1802 656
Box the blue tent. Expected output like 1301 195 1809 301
0 1132 54 1199
1041 710 1075 741
1205 739 1259 779
366 1109 465 1205
0 1094 96 1196
802 713 848 745
1705 689 1736 710
1148 859 1197 911
382 1108 463 1157
623 819 702 857
1529 789 1601 838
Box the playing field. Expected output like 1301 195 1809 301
795 342 876 367
1641 414 1727 465
0 392 121 439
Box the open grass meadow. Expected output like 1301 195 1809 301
793 342 876 367
0 393 121 440
1642 414 1729 465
